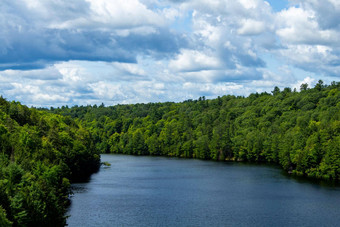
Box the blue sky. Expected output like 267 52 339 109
266 0 289 11
0 0 339 107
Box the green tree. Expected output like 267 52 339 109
0 206 12 227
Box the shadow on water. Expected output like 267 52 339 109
219 159 340 188
280 171 340 188
67 154 340 227
69 161 112 196
70 185 88 194
101 154 340 188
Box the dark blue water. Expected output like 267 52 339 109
67 154 340 227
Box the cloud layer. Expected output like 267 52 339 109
0 0 339 106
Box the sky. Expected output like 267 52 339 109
0 0 339 107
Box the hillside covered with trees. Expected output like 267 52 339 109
1 80 339 226
0 98 100 226
51 80 340 181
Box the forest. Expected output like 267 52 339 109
50 80 339 181
0 97 100 226
0 80 339 226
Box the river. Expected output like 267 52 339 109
67 154 340 226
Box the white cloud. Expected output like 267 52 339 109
298 0 340 29
279 44 333 64
0 0 186 70
239 0 260 9
0 0 339 107
273 2 340 77
1 67 62 80
276 44 340 76
292 76 316 90
84 0 164 29
237 19 266 35
276 7 340 45
169 49 221 72
6 80 71 106
19 0 165 30
112 62 146 76
182 81 248 98
89 82 125 100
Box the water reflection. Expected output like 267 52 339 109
67 154 340 227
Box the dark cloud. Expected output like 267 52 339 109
0 29 133 70
0 27 187 70
0 0 338 107
238 53 266 68
114 29 188 58
0 63 47 71
0 0 187 70
219 68 263 82
302 1 340 30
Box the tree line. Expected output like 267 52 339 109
0 97 100 226
1 80 339 226
50 80 339 182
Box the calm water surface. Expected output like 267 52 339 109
67 154 340 226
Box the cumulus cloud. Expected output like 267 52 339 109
0 0 185 70
291 76 316 91
0 0 339 106
298 0 340 30
237 19 267 35
276 7 339 45
182 82 246 97
169 49 222 72
274 1 340 77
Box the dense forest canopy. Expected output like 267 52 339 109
0 98 100 226
0 80 339 226
50 80 340 181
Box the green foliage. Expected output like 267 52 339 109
0 205 12 227
2 81 335 225
51 81 340 183
0 97 100 226
4 81 335 224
